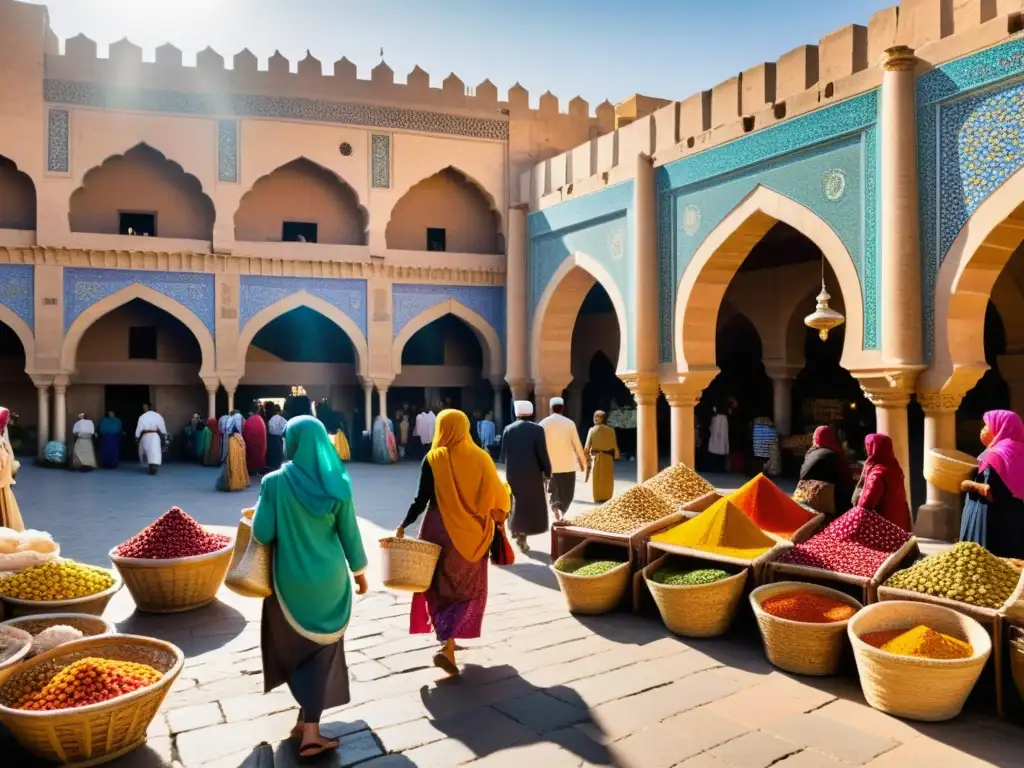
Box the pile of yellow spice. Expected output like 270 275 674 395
0 561 114 602
860 624 974 660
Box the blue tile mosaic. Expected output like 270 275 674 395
218 119 238 183
917 36 1024 359
528 181 633 368
391 284 505 346
239 275 367 337
63 268 215 334
0 265 34 330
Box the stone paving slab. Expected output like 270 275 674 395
2 462 1022 767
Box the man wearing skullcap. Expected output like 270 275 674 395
539 397 586 521
500 400 551 552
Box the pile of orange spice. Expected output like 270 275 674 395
861 625 973 660
760 590 857 623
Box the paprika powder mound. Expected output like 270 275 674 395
727 474 815 537
652 498 775 559
760 589 857 623
114 507 231 560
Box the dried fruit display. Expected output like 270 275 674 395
568 486 675 535
0 561 114 601
12 657 162 711
778 507 911 578
884 542 1021 609
114 507 230 560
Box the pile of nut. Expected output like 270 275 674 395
643 464 715 507
568 486 675 534
0 561 114 602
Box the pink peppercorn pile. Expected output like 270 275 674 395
114 507 231 560
779 507 911 578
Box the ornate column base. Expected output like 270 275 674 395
916 389 965 542
622 372 660 482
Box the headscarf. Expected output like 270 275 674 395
0 408 8 435
979 410 1024 500
427 409 510 562
863 433 903 480
205 417 217 432
281 415 352 516
812 425 853 487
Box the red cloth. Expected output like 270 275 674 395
242 414 267 473
858 434 912 532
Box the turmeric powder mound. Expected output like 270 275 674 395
880 625 973 660
651 498 775 559
728 474 816 537
859 628 910 649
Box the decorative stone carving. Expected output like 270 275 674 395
0 265 34 328
217 120 238 183
391 284 504 340
916 390 964 413
372 288 390 322
881 46 917 72
239 275 367 335
371 134 391 189
621 372 660 406
47 108 69 174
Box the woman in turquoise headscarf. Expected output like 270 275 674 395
253 415 369 759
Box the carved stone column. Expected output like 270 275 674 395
660 383 701 469
505 206 529 394
202 377 219 419
764 362 800 437
489 375 505 429
880 46 924 368
374 379 393 424
36 384 50 458
221 377 239 414
360 378 373 434
53 376 68 445
622 372 660 482
916 389 965 541
857 372 916 502
633 153 658 374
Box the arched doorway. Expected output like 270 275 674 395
0 318 35 456
386 167 503 254
66 299 207 460
0 155 37 231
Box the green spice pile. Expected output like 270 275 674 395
554 558 622 577
884 542 1020 609
650 566 730 586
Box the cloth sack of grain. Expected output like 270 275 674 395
568 485 674 534
642 464 714 507
0 529 60 571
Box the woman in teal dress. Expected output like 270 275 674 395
253 416 369 758
98 411 123 469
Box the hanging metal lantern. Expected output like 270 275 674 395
804 279 845 341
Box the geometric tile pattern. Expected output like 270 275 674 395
239 275 368 337
47 108 70 173
391 284 505 343
371 134 391 189
0 265 34 329
62 268 216 334
218 119 238 183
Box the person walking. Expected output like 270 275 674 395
0 408 24 531
203 417 222 467
708 406 730 473
243 406 268 475
71 413 98 471
398 410 510 675
98 410 123 469
539 397 586 522
960 410 1024 558
252 416 369 759
413 406 436 460
477 411 497 454
500 401 551 552
584 411 619 503
266 404 288 470
135 404 167 475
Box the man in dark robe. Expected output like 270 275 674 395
500 400 551 552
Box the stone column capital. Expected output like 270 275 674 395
660 381 702 408
852 368 923 409
358 376 374 391
371 377 394 391
201 376 220 393
220 377 239 393
763 362 802 382
916 389 964 414
882 45 917 71
621 372 660 406
52 374 69 394
30 375 54 390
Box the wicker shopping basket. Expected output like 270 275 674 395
0 570 122 619
848 600 991 721
109 537 234 614
552 539 631 615
0 634 183 766
750 581 863 676
380 536 441 593
924 448 977 495
642 554 748 638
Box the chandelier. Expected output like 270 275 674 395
804 258 845 341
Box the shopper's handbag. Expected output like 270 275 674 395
490 521 515 566
792 479 836 516
225 508 272 598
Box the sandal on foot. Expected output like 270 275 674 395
290 724 304 739
433 652 460 677
298 738 339 759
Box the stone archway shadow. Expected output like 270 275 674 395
674 185 866 377
391 299 503 379
0 305 35 375
236 291 369 380
60 284 215 378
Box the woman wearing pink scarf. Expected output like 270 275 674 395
960 410 1024 557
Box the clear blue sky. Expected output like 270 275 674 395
32 0 896 108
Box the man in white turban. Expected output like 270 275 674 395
499 400 551 552
539 396 586 520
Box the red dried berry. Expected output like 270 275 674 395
779 507 911 578
114 507 231 560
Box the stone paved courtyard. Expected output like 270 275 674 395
3 460 1024 767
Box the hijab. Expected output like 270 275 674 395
0 408 8 435
280 415 352 516
811 425 853 487
863 433 903 480
979 410 1024 500
427 409 510 562
205 417 217 432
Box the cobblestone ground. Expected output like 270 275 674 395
4 460 1023 767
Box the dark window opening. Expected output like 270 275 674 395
426 227 447 252
283 221 318 243
128 326 158 360
119 211 156 237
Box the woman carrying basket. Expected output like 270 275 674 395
397 409 511 676
252 415 369 759
960 410 1024 558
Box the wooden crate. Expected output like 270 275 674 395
550 513 686 571
767 537 919 606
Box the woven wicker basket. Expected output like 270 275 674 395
1 614 116 648
848 600 991 722
0 626 33 672
1010 629 1024 709
0 634 183 766
380 536 441 593
552 539 631 615
750 581 863 676
924 448 977 495
643 555 748 637
109 538 234 614
0 570 122 619
225 516 272 599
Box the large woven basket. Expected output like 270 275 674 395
109 537 234 614
848 600 991 722
643 555 747 637
750 581 863 676
380 536 441 593
552 539 631 615
0 570 122 619
924 448 977 495
0 634 183 766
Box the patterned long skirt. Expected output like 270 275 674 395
409 502 488 641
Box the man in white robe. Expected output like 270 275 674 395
135 404 167 475
71 413 97 471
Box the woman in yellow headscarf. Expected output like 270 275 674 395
397 409 510 676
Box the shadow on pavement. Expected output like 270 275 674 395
419 664 612 765
116 600 249 657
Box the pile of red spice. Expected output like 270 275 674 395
114 507 231 560
728 474 816 537
778 507 911 578
760 590 857 623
